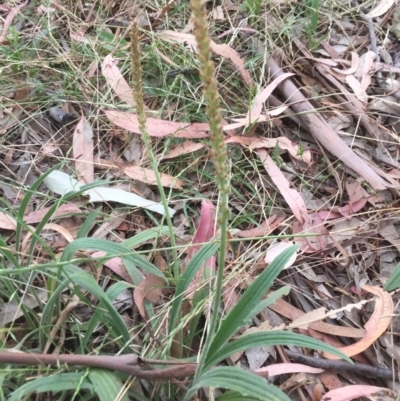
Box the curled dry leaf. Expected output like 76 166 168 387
160 30 254 87
322 385 396 401
323 285 393 359
91 252 134 284
133 275 165 319
365 0 395 18
332 52 359 75
101 55 136 106
0 2 27 44
246 73 294 123
73 116 94 184
104 110 209 138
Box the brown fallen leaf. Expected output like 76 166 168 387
365 0 395 18
0 212 17 230
104 110 209 138
91 252 134 284
256 149 309 225
133 275 165 319
0 2 27 44
269 297 366 338
226 136 312 165
162 141 207 159
101 55 136 106
323 285 393 359
267 58 391 190
24 203 81 224
322 385 396 401
235 215 285 238
95 158 184 189
73 116 94 184
255 363 323 378
160 30 254 87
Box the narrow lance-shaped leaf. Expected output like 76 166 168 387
207 245 299 359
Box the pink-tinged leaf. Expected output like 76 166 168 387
87 60 98 78
365 0 394 18
104 110 210 138
0 212 17 230
236 215 285 238
257 149 309 224
122 165 184 189
223 279 240 313
184 201 217 299
255 363 323 377
0 2 27 44
95 158 184 189
162 141 207 159
322 385 395 401
360 50 376 92
248 73 295 121
70 29 89 44
323 286 393 360
73 116 94 184
24 203 81 224
133 275 164 318
91 252 134 283
160 30 254 87
101 55 136 106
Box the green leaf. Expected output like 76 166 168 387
61 238 164 278
123 226 171 249
77 207 102 238
89 369 129 401
169 243 219 333
384 262 400 291
216 391 262 401
8 372 93 401
244 286 290 325
40 269 131 350
82 281 133 351
184 367 290 401
207 245 298 359
205 331 352 369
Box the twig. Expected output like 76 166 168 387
0 352 197 380
285 351 395 381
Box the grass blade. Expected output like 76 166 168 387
168 243 219 334
204 331 352 370
184 367 290 401
207 245 298 359
88 369 129 401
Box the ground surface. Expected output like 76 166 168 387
0 1 400 400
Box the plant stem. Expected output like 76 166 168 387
190 0 230 378
129 23 179 284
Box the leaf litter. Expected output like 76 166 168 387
1 0 400 399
